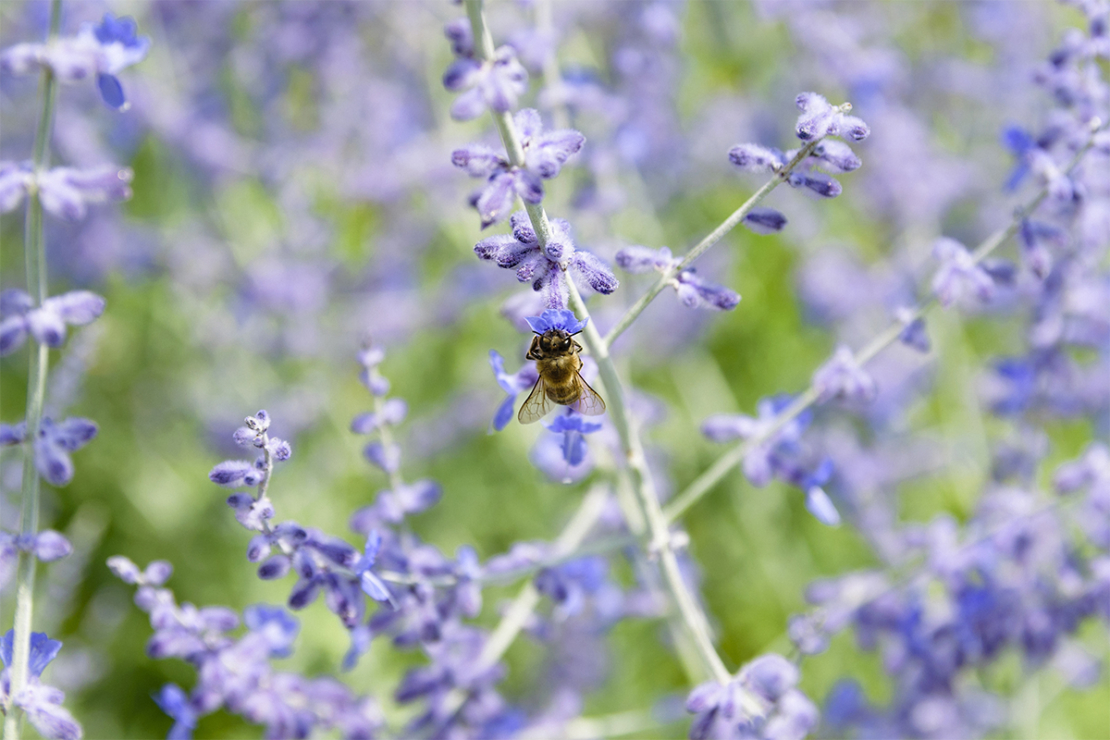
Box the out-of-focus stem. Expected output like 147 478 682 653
662 121 1105 525
602 138 823 349
6 3 62 739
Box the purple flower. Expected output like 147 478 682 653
350 399 408 434
107 556 172 586
0 14 149 110
0 289 106 355
349 480 443 530
442 36 527 121
614 246 740 310
489 350 539 431
0 530 72 588
0 630 81 740
896 308 931 353
208 460 263 488
674 269 741 311
363 441 402 474
474 212 618 307
0 161 33 212
1018 219 1065 280
615 245 675 273
453 109 584 227
153 684 198 740
701 396 809 487
795 92 870 141
812 346 877 403
932 237 995 307
36 166 134 220
225 493 274 531
742 208 788 235
0 416 100 487
728 144 787 173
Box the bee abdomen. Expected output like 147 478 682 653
547 385 580 405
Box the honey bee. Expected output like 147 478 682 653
518 327 606 424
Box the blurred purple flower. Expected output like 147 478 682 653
932 237 994 307
0 530 72 589
0 14 150 109
0 289 105 355
453 109 584 227
442 23 527 121
0 416 98 487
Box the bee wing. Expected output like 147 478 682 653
571 373 607 416
518 376 553 425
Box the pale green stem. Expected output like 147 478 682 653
464 0 733 689
602 137 824 349
661 121 1104 525
6 3 62 738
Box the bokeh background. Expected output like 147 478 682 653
1 1 1107 738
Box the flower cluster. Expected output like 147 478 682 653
702 397 840 526
474 211 618 309
442 18 527 121
453 108 585 227
107 557 382 739
1 13 149 109
616 245 742 311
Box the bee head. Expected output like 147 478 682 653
539 328 573 353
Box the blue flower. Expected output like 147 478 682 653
152 684 198 740
0 630 62 678
931 237 994 307
354 531 394 605
524 308 588 335
545 410 603 467
0 289 106 356
488 350 539 431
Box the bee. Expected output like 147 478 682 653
518 327 606 424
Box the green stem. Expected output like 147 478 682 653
463 0 734 687
602 138 823 349
6 2 62 737
661 121 1104 525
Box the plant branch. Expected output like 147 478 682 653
601 138 823 349
661 120 1105 525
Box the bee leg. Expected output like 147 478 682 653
525 336 542 360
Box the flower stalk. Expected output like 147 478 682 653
6 2 63 738
463 0 732 685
